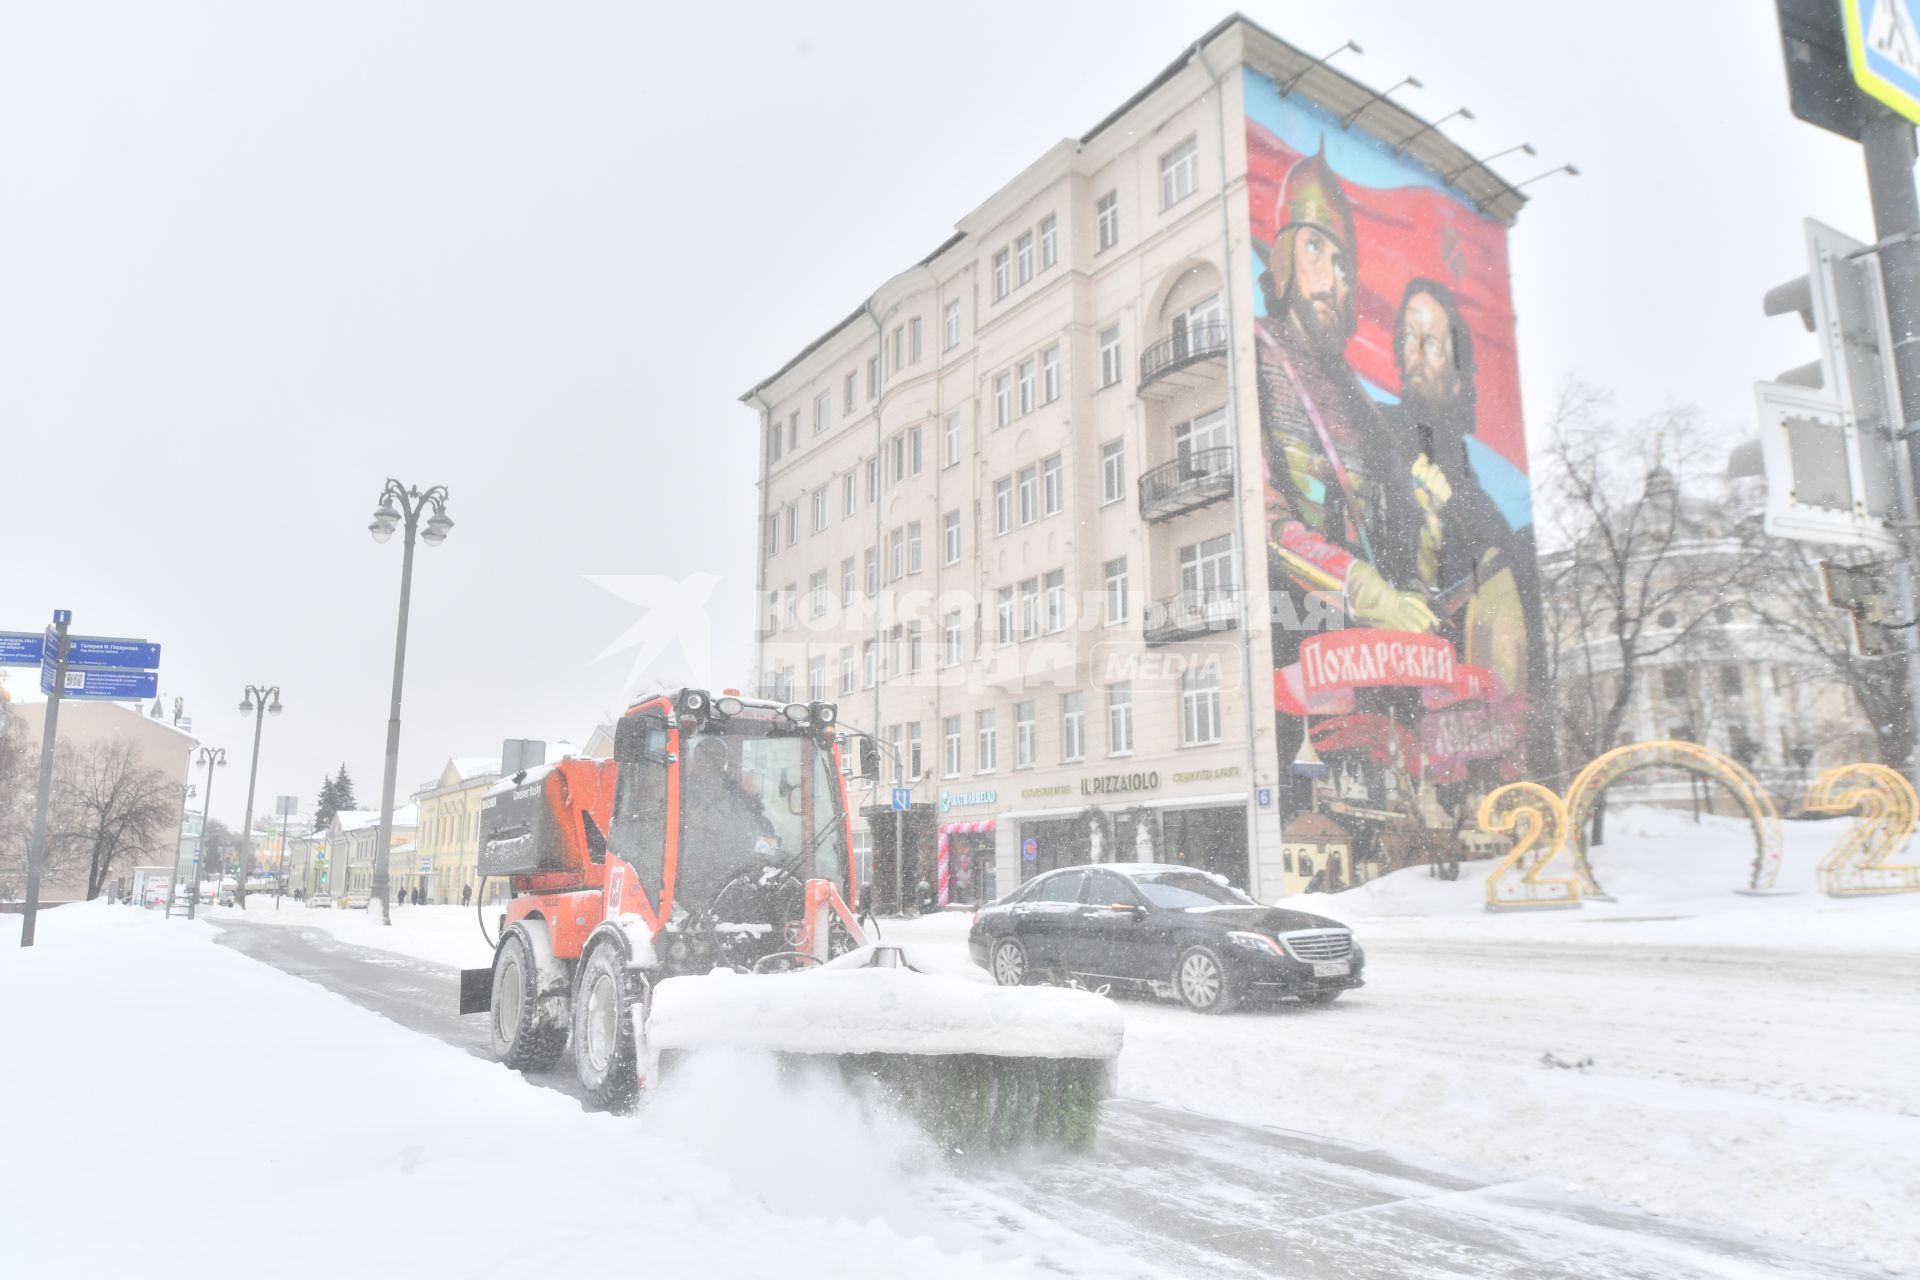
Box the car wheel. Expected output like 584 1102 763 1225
490 926 567 1070
1174 944 1238 1014
572 941 639 1111
990 937 1030 987
1297 989 1343 1006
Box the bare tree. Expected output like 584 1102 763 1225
1538 384 1768 839
43 740 178 901
0 721 32 899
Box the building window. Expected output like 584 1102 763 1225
1017 465 1038 526
908 425 924 476
887 624 903 680
1039 214 1057 269
812 487 829 533
995 587 1014 646
867 355 881 399
907 521 923 574
994 372 1013 427
769 417 783 462
1160 136 1198 209
1662 667 1688 699
764 514 778 558
944 716 963 777
1015 701 1036 768
1015 231 1034 285
1018 577 1040 640
1096 190 1118 251
783 583 797 630
1181 665 1222 745
994 477 1013 535
944 411 961 467
977 710 998 773
943 509 961 565
1179 533 1236 595
1721 666 1744 696
864 546 878 596
1657 609 1678 628
943 300 960 351
808 655 827 702
765 590 780 634
993 248 1011 300
908 621 924 674
1061 691 1085 762
814 391 830 435
1100 439 1126 504
1108 682 1134 755
1041 453 1063 516
840 648 856 696
890 432 906 483
866 456 879 504
889 526 905 580
1041 344 1061 404
1043 569 1066 633
785 504 798 545
1104 558 1129 626
943 609 962 667
1017 358 1036 415
892 325 905 371
863 641 877 688
1173 407 1231 460
1098 325 1122 388
844 371 857 415
841 556 857 606
909 317 923 364
907 722 923 779
809 570 828 619
788 411 799 450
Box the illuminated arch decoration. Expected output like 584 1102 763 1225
1805 763 1920 896
1479 781 1581 910
1563 740 1782 895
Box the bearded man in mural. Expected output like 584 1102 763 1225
1257 145 1433 663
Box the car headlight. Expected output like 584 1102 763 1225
1227 931 1283 956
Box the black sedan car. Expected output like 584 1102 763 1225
967 863 1364 1013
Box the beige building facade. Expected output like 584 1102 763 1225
742 17 1517 905
413 756 500 905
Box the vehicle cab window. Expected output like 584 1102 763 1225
1080 869 1140 907
1025 870 1085 903
611 714 670 887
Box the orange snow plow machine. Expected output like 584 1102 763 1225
458 689 1120 1152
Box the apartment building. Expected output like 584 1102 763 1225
413 756 501 904
741 16 1529 905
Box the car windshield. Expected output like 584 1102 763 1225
1132 871 1256 910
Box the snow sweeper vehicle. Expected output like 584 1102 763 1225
458 688 1121 1151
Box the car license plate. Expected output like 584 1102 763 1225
1312 960 1349 977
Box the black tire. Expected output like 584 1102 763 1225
989 936 1030 987
571 941 639 1111
1297 989 1343 1006
1173 944 1238 1014
490 925 567 1070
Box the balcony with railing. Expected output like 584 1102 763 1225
1138 319 1228 399
1143 586 1244 646
1138 446 1234 522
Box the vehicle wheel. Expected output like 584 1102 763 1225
572 942 639 1111
490 926 567 1071
1174 945 1238 1014
990 937 1030 987
1297 989 1343 1006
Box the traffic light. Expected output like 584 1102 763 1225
1755 218 1905 553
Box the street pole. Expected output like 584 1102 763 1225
233 685 281 910
20 610 70 948
188 747 225 922
367 480 453 926
275 807 292 910
1859 103 1920 797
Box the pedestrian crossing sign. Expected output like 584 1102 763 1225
1846 0 1920 124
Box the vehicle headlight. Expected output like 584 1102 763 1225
1227 931 1283 956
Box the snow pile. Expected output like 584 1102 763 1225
0 903 1063 1280
650 954 1123 1060
204 900 495 969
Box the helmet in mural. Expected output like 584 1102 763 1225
1263 140 1357 340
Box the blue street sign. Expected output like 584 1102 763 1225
890 786 911 811
40 664 160 700
0 632 42 666
1257 787 1273 807
1022 837 1038 862
42 630 160 670
53 609 71 625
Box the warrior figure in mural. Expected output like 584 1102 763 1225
1386 277 1532 701
1256 142 1434 649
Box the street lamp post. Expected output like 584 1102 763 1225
188 747 226 921
233 684 283 910
367 479 453 926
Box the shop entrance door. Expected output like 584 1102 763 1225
1158 805 1250 888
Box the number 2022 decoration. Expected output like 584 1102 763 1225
1804 763 1920 897
1479 782 1581 911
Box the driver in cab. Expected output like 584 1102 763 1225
683 737 778 881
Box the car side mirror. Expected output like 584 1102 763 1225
1109 902 1145 917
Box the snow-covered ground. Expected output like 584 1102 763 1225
0 903 1143 1280
200 897 494 969
65 805 1920 1273
884 808 1920 1274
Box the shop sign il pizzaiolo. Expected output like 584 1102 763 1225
1080 770 1160 797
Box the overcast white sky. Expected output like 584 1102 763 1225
0 1 1878 827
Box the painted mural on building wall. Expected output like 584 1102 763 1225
1243 67 1548 832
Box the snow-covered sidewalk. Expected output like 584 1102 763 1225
0 904 1074 1280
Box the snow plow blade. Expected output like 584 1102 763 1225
647 945 1122 1155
